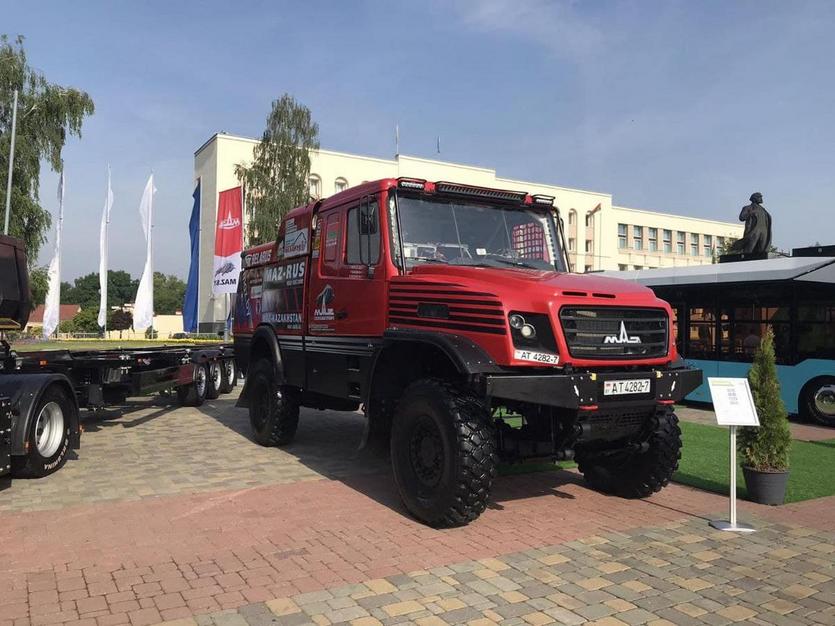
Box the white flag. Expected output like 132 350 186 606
42 174 65 339
133 174 156 332
97 165 114 328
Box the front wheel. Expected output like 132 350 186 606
800 377 835 426
577 409 682 498
248 358 299 446
12 385 74 478
390 379 497 528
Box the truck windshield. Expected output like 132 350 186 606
391 194 566 273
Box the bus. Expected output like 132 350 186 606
602 246 835 426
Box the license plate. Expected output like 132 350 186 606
603 379 651 396
514 349 559 365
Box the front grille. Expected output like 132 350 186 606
559 307 668 359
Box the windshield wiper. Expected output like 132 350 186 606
484 256 541 270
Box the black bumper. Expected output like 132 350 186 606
484 366 703 409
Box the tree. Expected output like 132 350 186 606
109 309 132 339
153 272 186 315
60 270 138 308
235 94 319 245
29 265 48 307
1 35 95 263
737 327 792 471
66 307 99 333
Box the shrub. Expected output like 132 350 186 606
737 327 792 471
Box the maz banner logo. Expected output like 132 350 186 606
213 186 244 295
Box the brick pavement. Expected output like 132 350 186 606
1 391 833 625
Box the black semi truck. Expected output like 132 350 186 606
0 234 237 481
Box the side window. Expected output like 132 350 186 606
324 213 340 262
346 197 380 265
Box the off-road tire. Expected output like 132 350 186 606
391 379 497 527
206 361 222 400
800 376 835 427
577 409 681 498
12 385 74 478
219 359 238 394
177 364 209 407
248 358 299 447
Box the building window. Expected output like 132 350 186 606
704 234 713 257
585 239 593 253
568 238 576 252
648 227 658 252
334 177 348 194
633 265 643 270
618 223 627 249
569 210 577 226
585 214 592 227
662 229 672 253
618 264 628 271
677 231 686 255
717 236 726 253
309 175 321 199
584 264 593 273
691 233 699 256
633 225 643 251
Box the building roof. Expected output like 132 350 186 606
598 256 835 286
28 304 81 324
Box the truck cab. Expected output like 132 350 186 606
234 178 701 527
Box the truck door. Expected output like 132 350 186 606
306 194 386 400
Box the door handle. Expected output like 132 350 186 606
335 309 348 320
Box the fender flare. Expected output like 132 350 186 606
235 325 285 408
0 373 80 456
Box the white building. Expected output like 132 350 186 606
193 132 743 329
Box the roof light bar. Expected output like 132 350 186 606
434 181 527 204
397 178 427 190
532 194 555 206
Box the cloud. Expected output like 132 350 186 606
450 0 606 60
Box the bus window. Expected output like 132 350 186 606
731 304 791 363
688 307 716 358
797 304 835 359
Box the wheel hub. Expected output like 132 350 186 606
814 384 835 416
35 401 65 458
409 419 443 487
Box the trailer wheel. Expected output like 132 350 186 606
12 385 74 478
219 359 237 394
177 363 209 407
577 409 682 498
390 379 497 528
206 361 222 400
248 358 298 446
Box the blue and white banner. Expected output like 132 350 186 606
183 181 200 332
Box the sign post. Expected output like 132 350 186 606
707 377 759 533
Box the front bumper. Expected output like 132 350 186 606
484 366 703 409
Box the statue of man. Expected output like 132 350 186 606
730 192 772 254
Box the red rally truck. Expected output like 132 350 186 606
233 178 702 527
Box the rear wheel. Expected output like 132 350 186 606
219 359 237 394
800 377 835 426
12 386 74 478
177 363 208 407
206 361 222 399
248 358 299 446
391 379 497 527
577 409 681 498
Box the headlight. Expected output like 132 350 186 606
520 324 536 339
509 313 525 329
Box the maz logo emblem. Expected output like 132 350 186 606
603 321 641 345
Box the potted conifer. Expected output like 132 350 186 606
738 327 792 505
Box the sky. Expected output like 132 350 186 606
5 0 835 280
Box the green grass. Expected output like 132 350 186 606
674 421 835 503
13 339 223 352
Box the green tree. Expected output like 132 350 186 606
235 94 319 244
29 265 48 307
153 272 186 315
1 35 95 262
59 270 138 308
737 327 792 471
66 307 100 333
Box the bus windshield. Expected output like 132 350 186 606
390 194 566 273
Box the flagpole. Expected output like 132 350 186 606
3 89 18 235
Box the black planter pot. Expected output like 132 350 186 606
743 466 789 505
